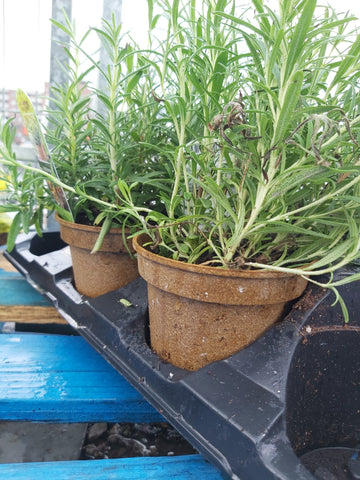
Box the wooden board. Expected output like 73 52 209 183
0 250 66 324
0 333 163 423
0 455 223 480
0 249 15 271
0 304 65 324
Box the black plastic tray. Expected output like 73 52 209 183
5 231 360 480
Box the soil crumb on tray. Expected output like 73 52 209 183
81 422 197 460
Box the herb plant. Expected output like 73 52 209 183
0 118 51 247
119 0 360 319
2 0 360 319
0 13 170 251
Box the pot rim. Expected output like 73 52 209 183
55 213 128 235
133 233 304 280
55 213 135 253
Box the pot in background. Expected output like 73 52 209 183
56 214 138 298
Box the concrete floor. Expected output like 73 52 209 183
0 422 87 463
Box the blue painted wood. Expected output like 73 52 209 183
0 455 224 480
0 269 50 306
0 253 221 480
0 334 163 423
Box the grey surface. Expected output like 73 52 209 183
0 422 87 463
50 0 72 89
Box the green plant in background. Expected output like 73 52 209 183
0 118 52 246
0 12 170 251
48 13 170 228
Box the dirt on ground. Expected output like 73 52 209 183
81 422 197 460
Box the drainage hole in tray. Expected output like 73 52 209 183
29 232 67 256
300 447 360 480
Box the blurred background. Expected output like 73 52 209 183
1 0 360 148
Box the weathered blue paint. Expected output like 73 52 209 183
0 455 225 479
0 334 163 423
0 269 50 306
0 252 222 480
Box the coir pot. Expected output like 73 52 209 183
133 233 308 371
56 214 138 298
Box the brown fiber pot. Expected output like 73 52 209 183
56 215 138 298
133 234 308 371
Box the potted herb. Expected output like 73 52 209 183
0 14 169 297
126 0 360 370
2 0 360 372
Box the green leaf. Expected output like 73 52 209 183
266 27 284 82
117 179 133 204
252 0 271 33
295 105 341 116
147 0 154 29
267 166 329 200
259 222 331 239
171 0 181 34
6 212 22 252
304 240 354 270
188 174 238 224
327 35 360 92
55 206 74 223
243 33 265 81
217 12 270 40
50 18 73 38
91 118 113 141
273 70 304 144
284 0 317 80
119 298 133 307
91 215 113 253
70 97 90 116
210 50 228 97
126 70 143 95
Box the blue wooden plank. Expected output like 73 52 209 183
0 455 224 480
0 270 50 306
0 334 163 423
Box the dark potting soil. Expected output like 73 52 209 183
81 422 197 460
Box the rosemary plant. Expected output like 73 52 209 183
2 0 360 318
0 13 170 251
119 0 360 319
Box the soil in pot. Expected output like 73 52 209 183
133 234 308 371
0 233 7 246
56 215 139 298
